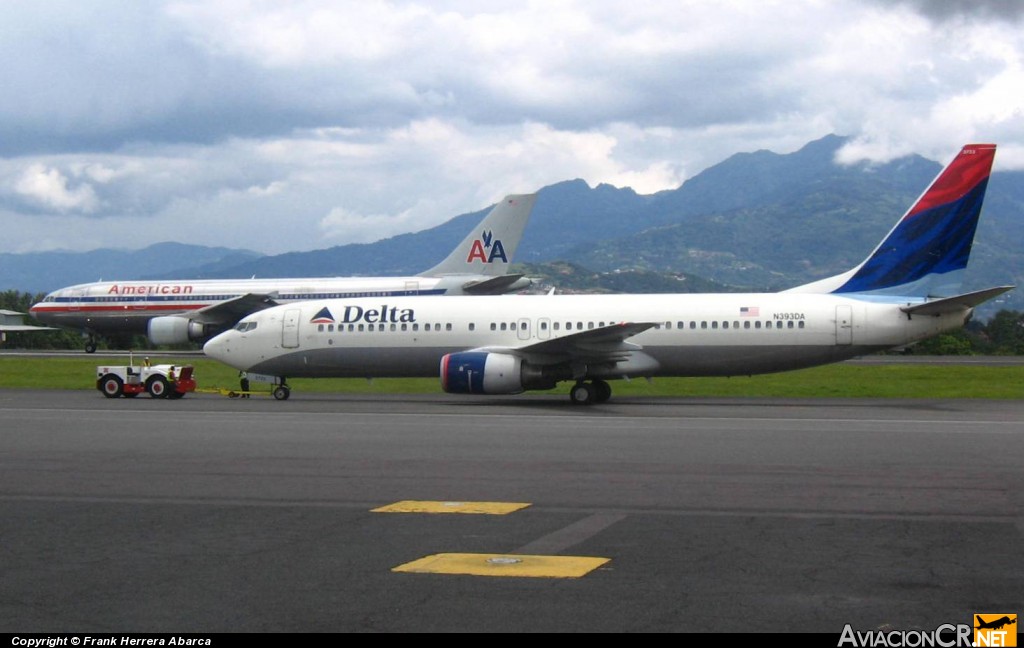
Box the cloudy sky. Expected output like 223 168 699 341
1 0 1022 255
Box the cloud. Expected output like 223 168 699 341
0 1 1022 255
12 164 99 212
870 0 1024 23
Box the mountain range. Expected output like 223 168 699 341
4 135 1022 316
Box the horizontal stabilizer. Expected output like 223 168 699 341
461 274 530 295
900 286 1014 317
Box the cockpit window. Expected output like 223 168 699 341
234 321 258 332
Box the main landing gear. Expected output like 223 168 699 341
569 379 612 405
85 335 98 354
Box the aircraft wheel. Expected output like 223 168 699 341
99 375 123 398
85 341 97 354
593 379 612 403
273 386 290 401
569 381 594 405
146 376 169 398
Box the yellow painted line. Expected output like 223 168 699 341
392 553 610 578
371 500 531 515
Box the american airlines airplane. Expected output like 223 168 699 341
29 194 537 352
204 144 1012 403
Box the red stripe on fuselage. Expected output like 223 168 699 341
30 303 214 315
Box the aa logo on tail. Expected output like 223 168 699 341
975 613 1017 647
466 230 508 264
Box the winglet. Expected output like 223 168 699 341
788 144 997 298
419 193 538 278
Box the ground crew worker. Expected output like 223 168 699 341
239 370 250 398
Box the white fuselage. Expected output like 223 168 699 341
203 292 967 380
28 275 482 335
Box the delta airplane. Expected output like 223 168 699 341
204 144 1012 403
30 194 537 352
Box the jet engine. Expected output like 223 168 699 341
440 352 572 394
147 316 209 345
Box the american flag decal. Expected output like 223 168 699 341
740 306 759 317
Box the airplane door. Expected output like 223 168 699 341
282 309 301 348
517 318 531 340
538 317 551 340
835 305 853 345
404 280 418 295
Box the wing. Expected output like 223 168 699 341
478 321 658 365
188 293 281 327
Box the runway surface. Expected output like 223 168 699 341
1 389 1021 633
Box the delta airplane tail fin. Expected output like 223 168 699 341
787 144 997 298
420 193 537 278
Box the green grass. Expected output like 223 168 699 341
1 356 1022 399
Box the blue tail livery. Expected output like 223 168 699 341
789 144 996 298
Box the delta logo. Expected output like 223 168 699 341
310 305 416 325
466 230 508 264
311 307 335 324
975 614 1017 647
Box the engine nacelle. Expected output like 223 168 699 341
148 316 208 345
440 352 570 395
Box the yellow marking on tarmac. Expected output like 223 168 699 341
371 500 531 515
392 553 610 578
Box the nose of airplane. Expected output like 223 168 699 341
203 331 234 365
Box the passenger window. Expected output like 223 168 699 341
469 323 475 331
798 321 805 329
